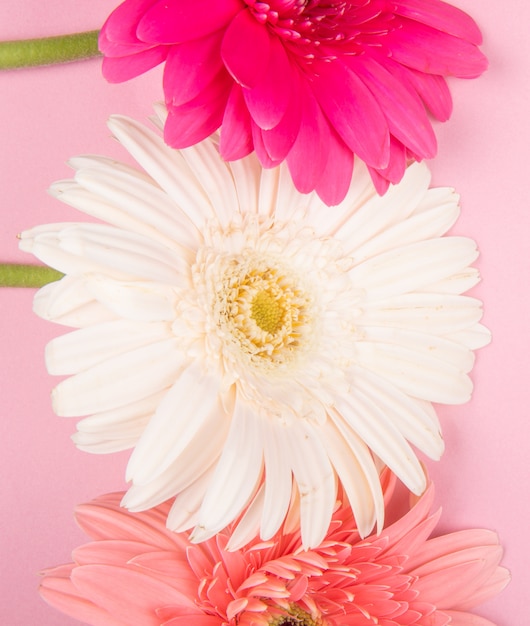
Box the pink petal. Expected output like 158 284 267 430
392 0 483 45
100 0 158 44
102 47 168 83
164 616 222 626
75 498 178 549
138 0 243 44
367 167 391 196
163 32 224 106
243 36 292 130
313 128 353 206
385 20 488 78
261 69 302 161
346 55 436 160
252 123 283 169
72 564 195 621
40 576 124 626
370 137 408 187
312 59 390 169
219 84 254 160
286 82 329 194
164 71 232 148
440 611 497 626
391 61 453 122
221 8 271 89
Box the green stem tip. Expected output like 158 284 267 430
0 264 63 288
0 30 101 70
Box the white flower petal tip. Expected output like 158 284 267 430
24 114 489 546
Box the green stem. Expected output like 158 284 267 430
0 30 100 70
0 264 63 288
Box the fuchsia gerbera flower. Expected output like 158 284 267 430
100 0 487 204
40 477 509 626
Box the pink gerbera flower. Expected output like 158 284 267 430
40 478 508 626
99 0 487 204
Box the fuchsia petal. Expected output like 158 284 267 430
286 82 329 194
243 37 292 130
261 69 302 162
347 55 437 160
100 0 158 45
252 123 283 169
392 0 483 44
312 59 390 169
164 71 232 148
163 32 224 107
221 8 271 89
102 47 168 83
389 60 454 122
313 129 354 207
138 0 243 44
386 19 488 78
219 84 254 160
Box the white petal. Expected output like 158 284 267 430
227 486 265 551
352 201 460 263
319 416 383 537
419 267 481 294
55 223 188 283
304 160 375 236
335 391 427 495
122 409 228 510
358 325 476 373
85 276 181 322
334 162 431 252
71 432 140 453
126 364 226 483
52 338 186 417
354 339 473 404
33 276 117 327
191 398 264 542
260 420 295 540
180 140 239 227
283 420 336 550
107 115 213 229
46 320 172 375
257 166 281 218
350 237 479 301
72 164 198 251
166 466 216 533
358 293 485 336
229 154 261 215
447 323 491 350
76 392 164 434
349 365 444 460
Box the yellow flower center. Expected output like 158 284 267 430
250 289 285 334
215 257 313 369
270 605 322 626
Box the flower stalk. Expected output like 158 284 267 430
0 263 63 288
0 31 100 70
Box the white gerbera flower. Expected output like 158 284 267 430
21 114 489 549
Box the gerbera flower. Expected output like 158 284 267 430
21 113 489 548
39 481 509 626
99 0 488 203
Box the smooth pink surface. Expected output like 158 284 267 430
0 1 526 624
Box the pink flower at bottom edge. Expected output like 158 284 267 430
40 478 508 626
99 0 488 205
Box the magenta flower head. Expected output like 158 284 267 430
100 0 487 204
40 478 509 626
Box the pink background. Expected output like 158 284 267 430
0 1 527 624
